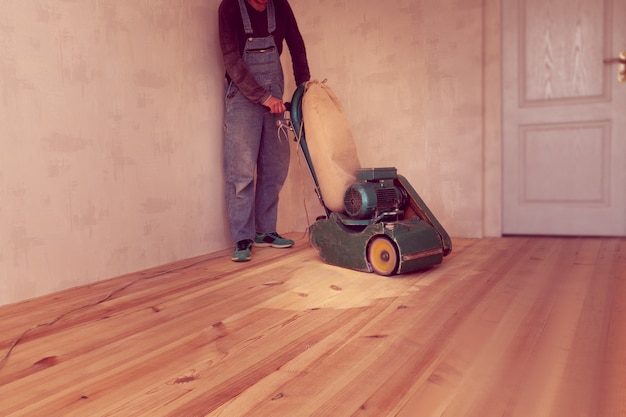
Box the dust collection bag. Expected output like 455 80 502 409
301 80 362 213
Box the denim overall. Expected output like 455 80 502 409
223 0 288 243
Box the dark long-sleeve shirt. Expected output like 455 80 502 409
218 0 311 104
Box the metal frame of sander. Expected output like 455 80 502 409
288 83 452 276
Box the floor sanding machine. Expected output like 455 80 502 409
286 81 452 276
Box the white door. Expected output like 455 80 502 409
503 0 626 236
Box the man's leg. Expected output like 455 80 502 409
255 111 290 233
224 87 264 244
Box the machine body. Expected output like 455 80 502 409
289 83 451 276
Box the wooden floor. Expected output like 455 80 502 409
0 235 625 417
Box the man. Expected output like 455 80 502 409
218 0 310 262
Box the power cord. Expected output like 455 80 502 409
0 255 218 371
2 90 326 372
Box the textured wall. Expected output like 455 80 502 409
1 0 493 306
282 0 486 237
0 1 229 305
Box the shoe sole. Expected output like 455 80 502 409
253 241 294 248
232 255 251 262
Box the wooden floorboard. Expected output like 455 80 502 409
0 235 624 416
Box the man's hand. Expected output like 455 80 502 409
263 96 286 114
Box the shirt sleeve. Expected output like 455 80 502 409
218 1 272 104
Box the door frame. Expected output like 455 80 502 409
483 0 503 237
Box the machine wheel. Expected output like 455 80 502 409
367 236 398 276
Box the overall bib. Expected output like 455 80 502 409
223 0 288 243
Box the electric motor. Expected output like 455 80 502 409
343 179 405 219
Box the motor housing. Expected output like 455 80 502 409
343 168 406 219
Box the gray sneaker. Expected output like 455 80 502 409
253 232 294 248
232 239 253 262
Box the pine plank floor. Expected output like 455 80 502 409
0 235 624 417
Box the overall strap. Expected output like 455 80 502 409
267 0 276 33
237 0 276 35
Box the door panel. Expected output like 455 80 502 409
503 0 626 236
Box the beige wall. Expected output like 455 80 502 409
0 0 501 306
282 0 501 237
0 1 229 305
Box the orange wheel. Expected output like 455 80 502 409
367 236 398 276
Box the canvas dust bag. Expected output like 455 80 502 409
301 80 361 213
